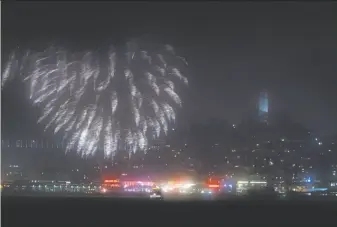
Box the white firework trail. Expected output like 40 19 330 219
2 51 19 88
1 40 188 159
164 87 182 106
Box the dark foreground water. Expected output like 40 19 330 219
2 196 336 227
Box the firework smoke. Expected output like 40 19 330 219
2 40 188 159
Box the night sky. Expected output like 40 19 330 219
2 2 337 137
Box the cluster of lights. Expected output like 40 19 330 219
160 182 195 193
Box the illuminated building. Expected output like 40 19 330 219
2 164 23 181
206 177 220 192
220 179 235 193
329 181 337 194
258 91 268 123
101 178 121 193
121 180 154 193
1 180 101 194
158 174 197 194
236 180 267 194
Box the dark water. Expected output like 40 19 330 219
2 196 336 227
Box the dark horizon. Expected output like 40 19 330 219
2 2 337 137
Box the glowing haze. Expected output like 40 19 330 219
2 39 188 159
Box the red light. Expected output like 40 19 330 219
208 184 220 188
207 177 220 185
104 179 119 183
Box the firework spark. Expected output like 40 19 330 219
2 41 188 159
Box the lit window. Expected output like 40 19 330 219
16 140 22 148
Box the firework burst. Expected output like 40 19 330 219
2 40 188 159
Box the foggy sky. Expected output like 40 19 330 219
2 2 337 136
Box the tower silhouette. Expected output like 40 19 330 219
258 91 268 123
